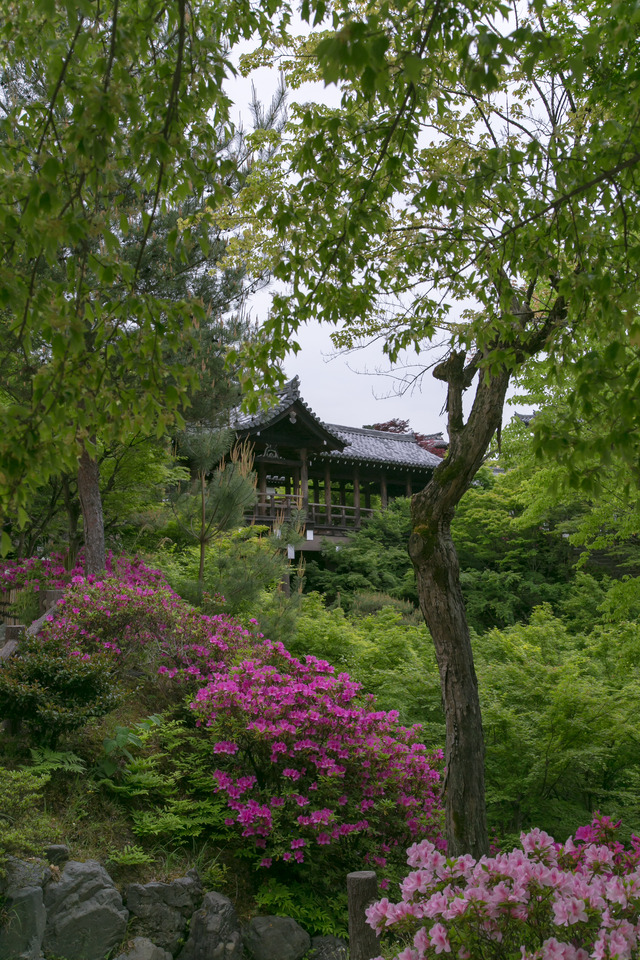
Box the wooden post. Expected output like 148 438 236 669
4 624 25 643
380 474 388 510
0 624 24 661
39 588 65 616
339 480 346 507
258 463 267 500
1 624 25 735
324 463 332 524
364 485 371 511
405 475 412 497
347 871 379 960
353 467 361 526
313 478 320 505
45 589 65 610
300 448 309 510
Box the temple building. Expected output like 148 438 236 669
232 378 444 544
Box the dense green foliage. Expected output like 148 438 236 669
306 470 596 634
0 633 119 747
0 768 53 876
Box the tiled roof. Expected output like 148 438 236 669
232 377 301 430
232 377 344 447
319 425 442 470
233 378 442 470
514 412 536 426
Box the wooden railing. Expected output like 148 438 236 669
248 495 374 533
307 502 374 532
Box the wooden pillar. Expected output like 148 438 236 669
380 474 388 510
353 466 361 526
405 475 412 497
324 463 332 524
339 480 346 506
347 871 379 960
300 449 309 510
258 463 267 496
293 466 300 500
364 485 371 510
285 477 291 496
313 478 320 504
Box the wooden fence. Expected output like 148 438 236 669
0 587 26 625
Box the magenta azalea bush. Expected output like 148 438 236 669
186 637 443 878
1 555 444 878
367 816 640 960
19 556 251 679
0 551 164 595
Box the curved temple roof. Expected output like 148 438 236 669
321 424 442 470
233 377 442 471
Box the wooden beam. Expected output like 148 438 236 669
300 448 309 509
324 463 332 524
258 463 267 501
353 466 361 525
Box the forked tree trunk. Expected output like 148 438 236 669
77 443 105 576
409 296 564 855
409 351 511 857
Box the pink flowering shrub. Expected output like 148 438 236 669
367 815 640 960
188 637 444 883
1 553 444 895
42 578 258 685
0 552 163 596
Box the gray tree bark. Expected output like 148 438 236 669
77 443 105 576
409 352 509 857
408 291 566 856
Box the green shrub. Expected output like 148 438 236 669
154 530 289 616
0 767 52 876
476 606 640 842
0 633 120 747
255 877 348 938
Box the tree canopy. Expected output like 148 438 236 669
0 0 292 555
225 0 640 855
234 0 640 446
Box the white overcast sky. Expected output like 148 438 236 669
229 57 533 437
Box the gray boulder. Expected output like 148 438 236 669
126 871 203 954
114 937 173 960
178 891 242 960
309 935 349 960
1 857 51 895
42 859 128 960
0 885 47 960
242 915 311 960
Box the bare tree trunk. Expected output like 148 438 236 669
408 294 565 855
409 352 510 857
62 475 82 565
198 471 206 592
409 511 489 857
77 444 105 576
